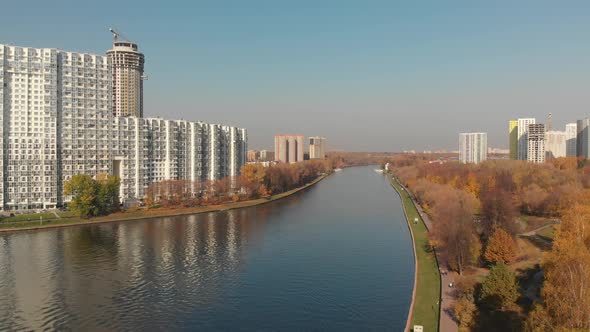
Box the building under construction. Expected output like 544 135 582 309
107 28 145 117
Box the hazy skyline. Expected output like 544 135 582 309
2 0 590 151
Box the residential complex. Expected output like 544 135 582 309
527 124 546 163
106 37 145 117
459 132 487 164
545 130 566 160
274 135 304 163
0 43 246 211
565 123 577 157
509 120 518 159
517 118 536 160
577 118 590 159
309 136 327 159
247 150 259 162
259 149 274 161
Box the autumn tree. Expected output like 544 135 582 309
484 227 517 264
240 163 267 197
520 184 549 216
432 186 481 274
454 297 477 331
480 188 519 237
64 174 120 218
479 262 519 311
537 204 590 330
524 304 552 332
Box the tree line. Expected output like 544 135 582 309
385 155 590 331
143 158 337 208
64 158 338 216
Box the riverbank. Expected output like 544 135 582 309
0 174 328 233
388 173 441 332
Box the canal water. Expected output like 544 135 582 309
0 166 414 331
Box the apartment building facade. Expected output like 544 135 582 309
274 134 304 163
0 44 246 211
527 124 546 163
545 130 566 160
517 118 536 160
106 41 144 117
565 122 577 157
509 120 518 160
459 132 487 164
309 136 327 159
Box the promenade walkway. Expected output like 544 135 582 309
396 178 458 332
411 195 458 332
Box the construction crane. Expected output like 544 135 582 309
109 28 132 43
109 28 148 81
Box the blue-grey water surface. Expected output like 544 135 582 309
0 166 414 331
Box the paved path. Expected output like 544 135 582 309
520 222 557 237
400 183 458 332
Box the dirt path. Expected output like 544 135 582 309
520 223 556 237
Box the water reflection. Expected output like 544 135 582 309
0 167 414 331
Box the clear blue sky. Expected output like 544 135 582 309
2 0 590 151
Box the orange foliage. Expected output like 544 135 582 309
484 228 517 264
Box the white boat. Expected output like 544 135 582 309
334 168 343 172
374 169 384 173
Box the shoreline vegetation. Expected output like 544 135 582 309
384 154 590 331
0 174 328 233
0 157 343 232
389 173 441 332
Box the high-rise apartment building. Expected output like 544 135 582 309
309 136 327 159
527 124 545 163
577 118 590 159
259 150 274 161
459 132 487 164
565 123 577 157
509 120 518 159
517 118 536 160
545 130 566 160
247 150 260 162
274 135 304 163
0 44 246 211
107 40 144 117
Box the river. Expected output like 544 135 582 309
0 166 414 331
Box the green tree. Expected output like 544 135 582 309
64 174 100 218
64 174 120 218
479 262 519 311
97 174 120 214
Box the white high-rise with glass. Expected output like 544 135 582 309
0 44 247 211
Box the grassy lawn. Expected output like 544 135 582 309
389 174 441 332
536 225 556 240
519 215 556 233
0 175 326 232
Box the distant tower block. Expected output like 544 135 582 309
107 28 145 117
